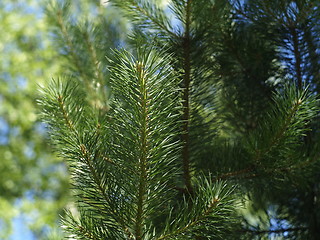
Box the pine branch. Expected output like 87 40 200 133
214 144 320 183
109 47 182 238
53 4 89 85
62 209 125 239
109 0 177 38
253 91 303 162
46 1 112 107
40 79 133 238
134 61 149 240
81 22 107 101
63 220 98 240
181 0 193 194
158 199 220 240
77 143 133 239
247 85 318 166
159 179 237 239
212 86 319 181
41 1 320 239
39 78 85 140
57 93 76 131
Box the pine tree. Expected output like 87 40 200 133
40 0 320 239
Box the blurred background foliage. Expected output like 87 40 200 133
0 0 68 238
0 0 126 239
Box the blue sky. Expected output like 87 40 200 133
10 216 35 240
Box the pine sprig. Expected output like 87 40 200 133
39 78 133 238
46 0 123 112
247 85 318 167
159 179 238 239
108 47 182 238
108 0 176 38
208 85 319 181
39 78 86 141
41 47 185 239
61 208 126 239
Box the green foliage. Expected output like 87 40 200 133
45 0 127 114
160 179 238 240
40 47 240 239
246 86 318 165
40 0 320 239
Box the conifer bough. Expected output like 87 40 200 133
41 0 320 239
40 48 239 239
